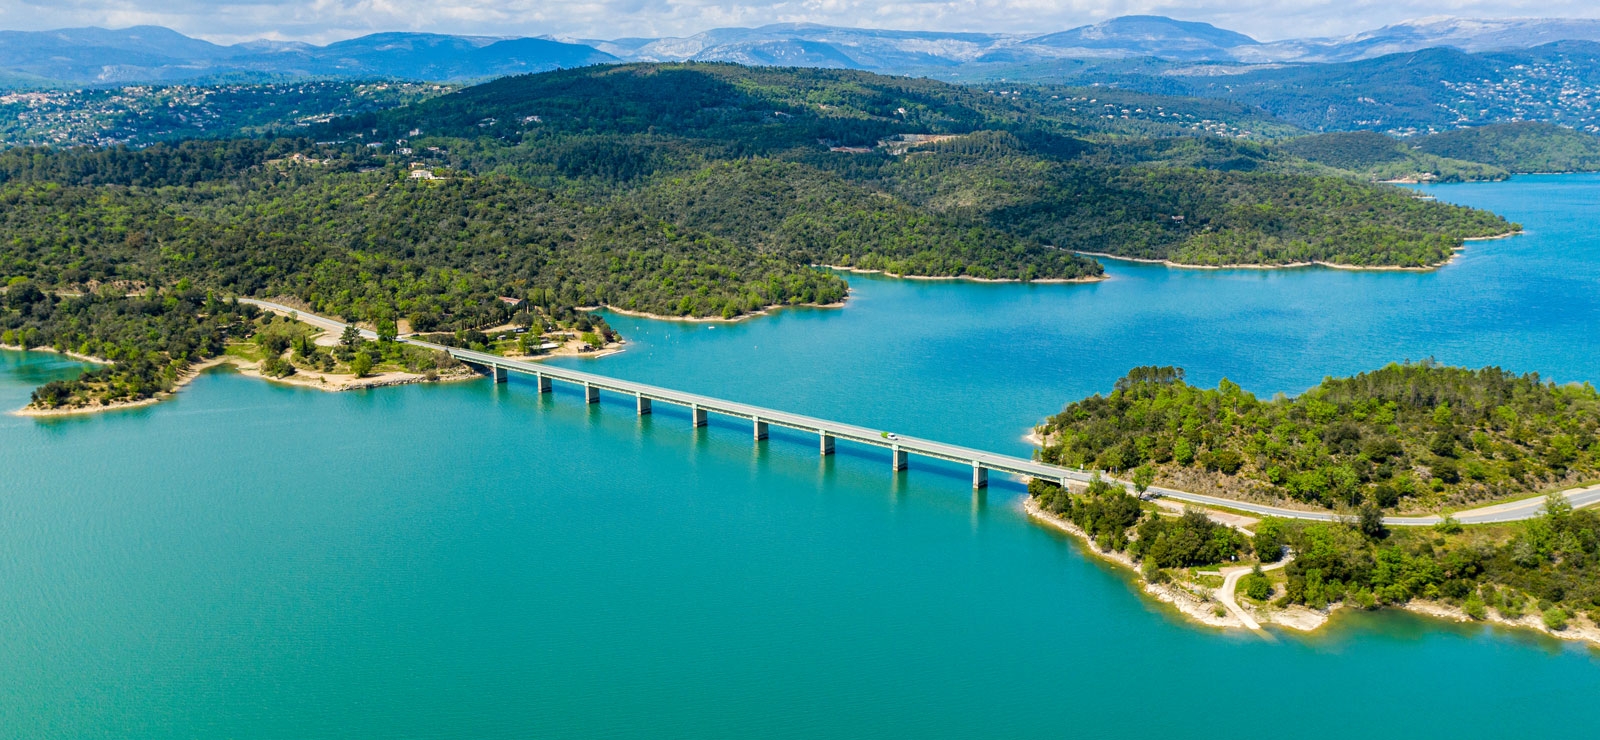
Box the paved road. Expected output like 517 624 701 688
240 298 1598 526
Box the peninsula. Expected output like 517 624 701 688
1028 365 1600 644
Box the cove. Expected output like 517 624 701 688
2 175 1599 739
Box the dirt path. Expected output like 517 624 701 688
1215 557 1293 631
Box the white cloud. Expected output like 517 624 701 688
1 0 1599 44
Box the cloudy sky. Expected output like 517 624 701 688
1 0 1597 44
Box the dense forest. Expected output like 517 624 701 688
1035 363 1600 512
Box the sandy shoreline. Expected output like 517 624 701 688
1072 231 1519 273
1 343 113 365
10 351 479 418
13 355 235 417
1022 495 1600 645
816 265 1103 284
582 301 847 324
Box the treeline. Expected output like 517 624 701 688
1036 363 1600 512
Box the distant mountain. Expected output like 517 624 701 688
1241 17 1600 63
1025 16 1258 60
6 15 1600 89
583 24 1006 69
0 26 616 86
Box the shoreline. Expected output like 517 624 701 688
816 265 1104 284
10 350 478 418
0 343 114 366
1022 496 1600 646
1022 496 1330 633
587 300 848 324
1073 230 1519 273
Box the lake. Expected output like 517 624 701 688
2 175 1597 738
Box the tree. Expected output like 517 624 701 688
1253 518 1289 562
1357 502 1389 541
377 319 398 344
1132 465 1155 497
340 325 362 352
350 351 374 378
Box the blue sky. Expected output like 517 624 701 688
3 0 1598 44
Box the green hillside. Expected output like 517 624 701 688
1413 122 1600 173
1282 131 1508 182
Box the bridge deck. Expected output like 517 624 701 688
435 344 1078 482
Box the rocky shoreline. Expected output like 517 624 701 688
1022 496 1600 645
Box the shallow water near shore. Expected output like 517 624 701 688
3 175 1600 738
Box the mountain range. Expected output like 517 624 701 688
5 15 1600 86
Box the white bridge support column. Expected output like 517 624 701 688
891 446 908 472
584 383 600 404
753 418 769 441
691 405 708 427
819 433 835 455
490 365 508 383
636 395 652 415
972 463 988 489
534 373 551 393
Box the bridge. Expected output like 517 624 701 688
240 299 1600 526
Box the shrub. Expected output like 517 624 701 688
1542 607 1569 631
1242 568 1274 600
349 351 374 378
1463 593 1487 620
260 356 296 378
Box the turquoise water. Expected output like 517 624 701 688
3 175 1599 738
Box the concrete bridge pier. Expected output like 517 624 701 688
583 383 599 404
819 433 835 456
753 419 769 441
636 395 652 415
691 405 708 427
972 463 988 489
490 365 508 383
534 373 551 393
891 446 908 472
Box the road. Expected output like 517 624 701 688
239 298 1598 526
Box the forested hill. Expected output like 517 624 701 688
324 63 1513 268
1412 122 1600 173
1035 364 1600 514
